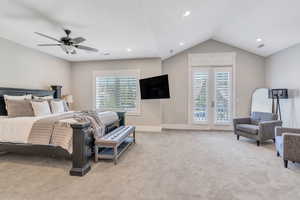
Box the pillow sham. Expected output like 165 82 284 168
49 100 65 113
4 94 32 100
31 100 51 116
5 99 34 118
33 95 53 100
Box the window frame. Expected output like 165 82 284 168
92 69 141 115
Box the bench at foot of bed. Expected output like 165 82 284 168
94 126 135 165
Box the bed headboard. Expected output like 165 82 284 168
0 87 55 116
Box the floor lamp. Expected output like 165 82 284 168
269 89 288 121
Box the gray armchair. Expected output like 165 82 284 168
275 127 300 168
233 112 282 146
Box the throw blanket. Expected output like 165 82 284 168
27 111 119 153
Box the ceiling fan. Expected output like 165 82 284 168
35 29 98 54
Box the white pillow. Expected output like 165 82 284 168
4 94 32 100
33 95 53 100
50 100 65 113
31 101 51 116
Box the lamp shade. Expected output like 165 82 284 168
63 95 73 103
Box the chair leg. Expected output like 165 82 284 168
256 141 260 146
284 160 288 168
237 135 240 140
277 151 280 157
272 138 276 143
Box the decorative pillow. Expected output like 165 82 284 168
62 100 70 112
31 100 51 116
5 99 34 118
33 95 53 100
49 100 65 113
4 94 32 100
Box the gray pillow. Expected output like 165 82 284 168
5 99 34 118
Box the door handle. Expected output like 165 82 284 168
211 101 215 108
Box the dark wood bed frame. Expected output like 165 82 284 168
0 87 93 176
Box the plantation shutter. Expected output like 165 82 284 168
192 70 209 122
215 70 231 123
95 75 138 112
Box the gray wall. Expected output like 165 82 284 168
162 39 265 124
71 58 162 126
0 36 268 128
0 37 71 94
265 43 300 127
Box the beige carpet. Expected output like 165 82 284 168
1 131 300 200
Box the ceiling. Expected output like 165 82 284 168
0 0 300 61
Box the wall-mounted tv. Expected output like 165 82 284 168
139 75 170 99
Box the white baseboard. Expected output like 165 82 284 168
135 125 162 132
162 124 233 131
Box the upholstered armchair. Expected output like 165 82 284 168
275 127 300 168
233 112 282 146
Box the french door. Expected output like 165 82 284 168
191 67 232 129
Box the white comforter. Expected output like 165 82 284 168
0 112 74 143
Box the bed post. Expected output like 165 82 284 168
51 85 62 99
70 122 92 176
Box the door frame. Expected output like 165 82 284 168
188 52 236 130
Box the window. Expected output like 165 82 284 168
214 70 231 123
94 70 140 114
192 70 209 122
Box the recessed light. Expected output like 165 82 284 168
256 38 262 42
126 48 132 52
169 49 174 54
183 11 191 17
179 42 185 46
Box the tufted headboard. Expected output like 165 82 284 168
0 87 55 116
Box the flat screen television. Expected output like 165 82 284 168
139 75 170 99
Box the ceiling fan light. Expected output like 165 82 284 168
65 45 74 52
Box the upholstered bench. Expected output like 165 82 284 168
94 126 135 164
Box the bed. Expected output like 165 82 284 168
0 87 121 176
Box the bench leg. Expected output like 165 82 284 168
133 130 136 144
113 146 118 165
94 145 99 162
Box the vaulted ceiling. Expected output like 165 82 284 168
0 0 299 61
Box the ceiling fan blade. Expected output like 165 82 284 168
34 32 61 43
38 44 61 46
75 45 98 52
71 37 86 44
